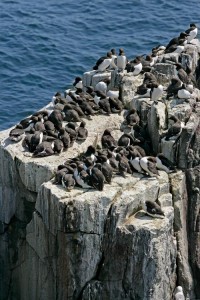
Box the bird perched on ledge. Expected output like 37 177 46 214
140 200 165 218
93 52 113 72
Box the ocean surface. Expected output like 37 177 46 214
0 0 200 130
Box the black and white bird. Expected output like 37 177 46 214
166 77 182 99
125 109 140 127
140 200 165 218
117 48 127 72
116 153 132 177
76 121 88 141
9 124 25 142
62 173 76 191
140 156 159 177
185 23 198 43
175 63 189 85
90 165 105 191
101 129 117 149
164 116 184 141
95 78 110 94
165 32 189 50
174 286 185 300
177 84 192 99
58 128 71 149
110 48 117 69
100 155 113 184
126 57 143 75
73 164 92 189
150 82 164 102
73 76 83 90
33 141 55 157
93 52 113 72
156 153 175 173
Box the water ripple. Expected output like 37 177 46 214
0 0 200 129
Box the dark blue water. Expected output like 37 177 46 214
0 0 200 130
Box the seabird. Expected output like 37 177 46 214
29 131 44 153
136 83 151 98
54 166 68 185
126 57 143 75
107 149 118 170
33 141 55 157
156 153 175 173
48 109 63 130
65 123 77 145
73 76 83 90
63 104 82 122
165 115 184 141
143 72 157 86
141 55 155 72
185 23 198 43
129 149 145 174
174 286 185 300
141 200 165 218
9 124 25 142
116 153 132 177
177 84 192 99
110 48 117 69
95 78 110 94
98 96 111 115
175 63 189 85
165 39 185 54
76 98 96 117
84 145 97 162
62 173 75 191
76 121 88 141
90 165 105 191
58 128 71 149
107 89 119 100
150 82 163 102
118 133 135 147
53 139 64 153
125 109 140 127
108 97 123 113
166 77 182 99
101 129 117 149
73 163 92 189
117 48 127 72
140 156 159 177
165 32 189 50
93 52 113 72
100 155 113 184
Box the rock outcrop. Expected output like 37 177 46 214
1 39 200 300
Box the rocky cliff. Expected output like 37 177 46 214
0 41 200 300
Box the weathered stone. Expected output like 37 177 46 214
152 63 177 85
186 167 200 297
148 101 167 154
169 171 195 299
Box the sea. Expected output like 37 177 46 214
0 0 200 130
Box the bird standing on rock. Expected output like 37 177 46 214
150 82 164 102
140 156 159 177
117 48 127 72
9 124 25 142
140 200 165 218
185 23 198 43
76 121 88 141
164 116 184 141
101 129 117 149
125 109 140 127
93 52 113 72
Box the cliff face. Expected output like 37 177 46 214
0 41 200 300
